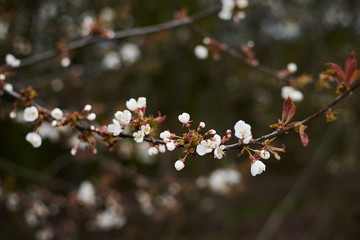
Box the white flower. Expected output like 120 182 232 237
137 97 146 109
260 150 270 159
214 145 226 159
87 113 96 121
77 181 95 205
107 119 123 136
194 45 208 60
4 83 13 92
251 160 266 176
236 0 249 8
208 129 216 135
178 112 190 124
5 54 21 67
281 86 303 102
84 104 92 111
102 51 121 70
219 0 235 20
196 140 214 156
81 16 94 36
50 108 63 120
174 160 185 171
158 144 166 153
287 62 297 73
114 110 131 125
234 120 252 144
208 168 241 195
26 132 42 148
95 206 126 230
126 97 146 111
166 141 176 151
199 121 206 128
141 124 151 135
9 110 16 119
24 106 39 122
160 130 171 141
148 147 158 156
119 43 141 63
60 57 71 67
0 73 5 80
133 131 145 143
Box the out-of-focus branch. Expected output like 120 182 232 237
14 4 221 69
191 24 292 80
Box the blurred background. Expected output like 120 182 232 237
1 0 360 239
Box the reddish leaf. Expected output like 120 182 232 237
349 69 360 85
281 97 296 125
344 51 357 83
326 62 345 83
299 126 309 147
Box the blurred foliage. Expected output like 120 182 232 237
1 0 360 239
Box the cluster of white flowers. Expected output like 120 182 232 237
102 43 141 70
82 104 96 121
250 160 266 176
5 53 21 67
281 86 303 102
77 181 96 205
196 134 225 159
159 130 176 151
95 205 127 231
234 120 252 144
107 104 134 136
126 97 146 111
194 45 208 60
208 168 242 195
26 132 42 148
219 0 249 21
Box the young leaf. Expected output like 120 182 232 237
281 97 296 125
326 62 345 83
344 51 357 83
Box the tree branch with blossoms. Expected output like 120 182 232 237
1 51 360 177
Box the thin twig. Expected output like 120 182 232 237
14 4 221 69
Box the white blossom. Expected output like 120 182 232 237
126 97 146 111
214 145 226 159
196 140 214 156
260 150 270 159
174 160 185 171
26 132 42 148
234 120 252 144
5 54 21 67
0 73 5 80
84 104 92 111
87 113 96 121
208 168 241 195
107 119 123 136
287 62 297 73
114 110 131 124
281 86 303 102
95 206 126 230
236 0 249 8
102 51 121 70
141 124 151 135
194 45 208 60
24 106 39 122
219 0 235 20
178 112 190 124
4 83 13 92
60 57 71 67
133 131 145 143
50 108 63 120
158 144 166 153
251 160 266 176
119 43 141 63
199 121 206 128
166 141 176 151
148 147 158 156
160 130 171 142
77 181 95 205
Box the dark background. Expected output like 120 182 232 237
1 0 360 239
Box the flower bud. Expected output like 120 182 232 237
174 160 185 171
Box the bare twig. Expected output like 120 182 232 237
14 4 221 69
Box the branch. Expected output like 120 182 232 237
14 4 221 69
224 80 360 151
